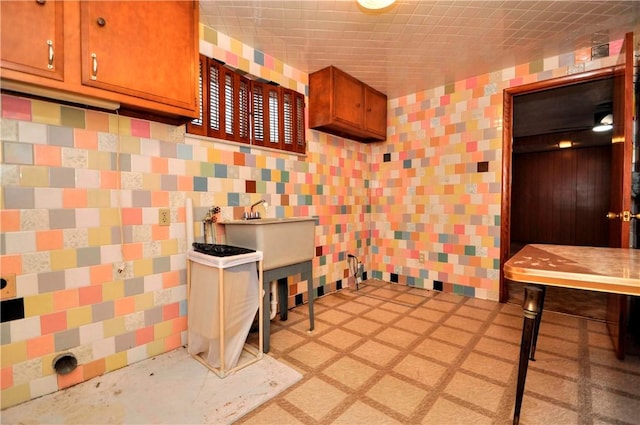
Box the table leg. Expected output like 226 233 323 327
513 286 544 425
529 285 546 361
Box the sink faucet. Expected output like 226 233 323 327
245 200 268 219
250 199 266 213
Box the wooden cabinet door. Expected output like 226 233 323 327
332 68 364 130
79 1 197 111
0 0 64 81
364 86 387 138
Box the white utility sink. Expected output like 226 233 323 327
223 217 315 270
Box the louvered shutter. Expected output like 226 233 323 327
294 92 306 153
208 59 223 139
251 81 266 147
282 88 295 152
238 77 251 143
267 85 282 150
186 55 206 136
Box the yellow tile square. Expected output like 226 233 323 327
67 305 93 328
87 189 111 208
50 249 77 270
160 239 179 256
1 383 30 410
31 99 61 125
154 321 173 339
105 351 128 372
134 258 153 278
102 281 124 301
88 151 111 170
20 166 49 187
88 227 113 246
24 293 54 317
100 208 120 227
102 317 125 338
119 135 140 154
0 341 27 367
135 292 155 312
146 339 165 357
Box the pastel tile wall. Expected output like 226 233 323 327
0 25 370 409
369 39 625 301
0 21 627 409
1 99 189 408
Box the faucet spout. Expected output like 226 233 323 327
250 199 266 212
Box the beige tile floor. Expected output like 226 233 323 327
240 280 640 424
3 280 639 424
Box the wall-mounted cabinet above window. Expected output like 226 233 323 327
309 66 387 143
187 55 306 154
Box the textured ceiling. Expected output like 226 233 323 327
199 0 639 99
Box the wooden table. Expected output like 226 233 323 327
503 244 640 424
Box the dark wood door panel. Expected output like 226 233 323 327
511 145 611 247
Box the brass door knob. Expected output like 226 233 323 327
606 212 620 219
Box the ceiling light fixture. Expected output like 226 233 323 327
592 113 613 132
558 141 572 149
356 0 396 10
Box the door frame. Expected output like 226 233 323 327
499 67 618 303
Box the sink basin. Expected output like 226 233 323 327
223 217 315 270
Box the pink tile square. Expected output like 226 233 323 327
1 95 31 120
130 119 151 138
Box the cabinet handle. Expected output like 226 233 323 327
47 40 54 69
36 0 46 4
91 53 98 80
96 17 106 27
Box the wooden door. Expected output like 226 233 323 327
0 0 64 81
79 1 197 111
364 86 387 139
333 68 364 130
606 32 635 360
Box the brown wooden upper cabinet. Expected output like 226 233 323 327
0 0 199 121
309 66 387 142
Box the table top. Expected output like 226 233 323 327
504 244 640 296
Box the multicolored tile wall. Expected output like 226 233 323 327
0 20 625 409
0 25 370 408
369 39 624 300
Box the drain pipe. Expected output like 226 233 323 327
270 281 278 320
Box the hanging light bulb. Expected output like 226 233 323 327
356 0 396 10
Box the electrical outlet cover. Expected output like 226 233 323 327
159 208 170 226
1 274 17 300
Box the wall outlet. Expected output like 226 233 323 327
1 274 17 300
419 253 425 264
159 208 170 226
